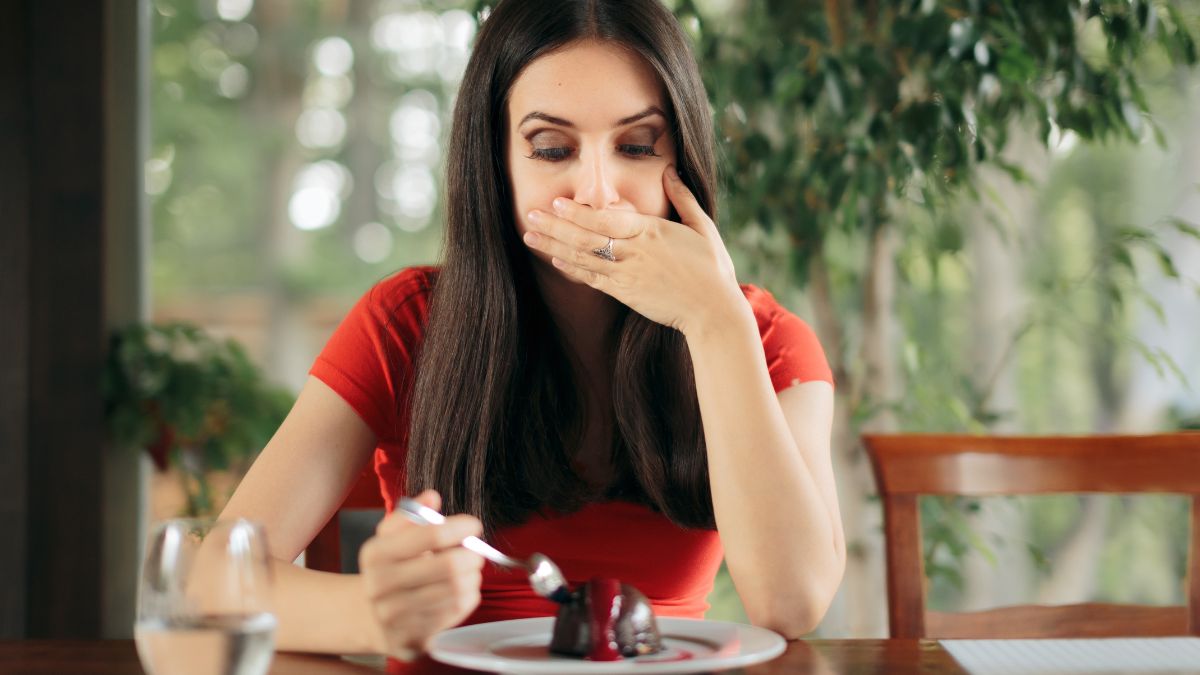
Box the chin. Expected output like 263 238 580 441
529 253 581 284
560 270 601 288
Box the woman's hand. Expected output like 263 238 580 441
358 489 483 659
523 165 747 338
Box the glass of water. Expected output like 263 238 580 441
134 518 277 675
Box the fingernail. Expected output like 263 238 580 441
527 210 541 222
552 198 566 212
523 232 538 246
667 165 679 180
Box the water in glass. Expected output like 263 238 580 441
135 519 276 675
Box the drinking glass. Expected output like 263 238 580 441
134 518 277 675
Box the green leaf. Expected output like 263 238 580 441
103 321 294 471
1111 245 1135 272
1168 217 1200 240
1152 245 1180 279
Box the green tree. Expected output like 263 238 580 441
152 0 1200 632
669 0 1198 632
151 0 467 382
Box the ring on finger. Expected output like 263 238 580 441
591 237 616 261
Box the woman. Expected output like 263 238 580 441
219 0 844 661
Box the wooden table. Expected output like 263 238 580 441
0 639 966 673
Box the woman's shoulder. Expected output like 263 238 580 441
335 265 442 340
311 266 442 437
346 265 439 329
737 282 834 387
736 281 814 342
737 282 794 321
364 265 441 313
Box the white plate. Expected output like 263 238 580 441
428 617 786 674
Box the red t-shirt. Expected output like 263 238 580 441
309 265 832 624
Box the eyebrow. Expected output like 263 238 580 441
518 105 667 129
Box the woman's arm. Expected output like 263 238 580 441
685 301 845 639
218 376 482 656
515 168 843 636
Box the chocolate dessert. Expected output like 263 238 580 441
549 577 663 660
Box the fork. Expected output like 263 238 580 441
396 497 571 604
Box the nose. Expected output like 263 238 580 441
573 147 620 210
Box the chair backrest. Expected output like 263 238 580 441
862 433 1200 639
305 466 385 572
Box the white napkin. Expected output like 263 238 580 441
940 638 1200 674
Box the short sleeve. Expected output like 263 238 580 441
309 268 435 441
741 284 834 392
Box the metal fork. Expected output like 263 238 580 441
396 497 571 604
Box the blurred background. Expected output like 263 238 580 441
78 0 1200 638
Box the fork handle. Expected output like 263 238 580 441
396 497 526 570
461 536 525 570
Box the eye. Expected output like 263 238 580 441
528 147 574 162
618 144 660 159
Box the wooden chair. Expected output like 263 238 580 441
304 466 385 572
863 433 1200 639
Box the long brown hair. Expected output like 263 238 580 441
405 0 719 536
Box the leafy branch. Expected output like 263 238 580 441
103 322 294 515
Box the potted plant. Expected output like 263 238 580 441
104 322 294 516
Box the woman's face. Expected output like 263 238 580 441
506 39 676 277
